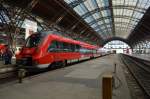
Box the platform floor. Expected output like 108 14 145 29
0 58 15 66
0 54 131 99
130 54 150 61
0 58 15 75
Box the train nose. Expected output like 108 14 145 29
22 48 36 55
17 57 33 66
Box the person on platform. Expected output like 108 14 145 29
2 45 13 65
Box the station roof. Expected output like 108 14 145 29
127 7 150 46
1 0 104 45
1 0 150 47
64 0 150 39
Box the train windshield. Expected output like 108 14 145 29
25 34 45 47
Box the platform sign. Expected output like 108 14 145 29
24 19 37 39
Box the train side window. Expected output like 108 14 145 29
48 41 58 52
57 41 63 52
68 43 72 52
63 42 70 52
93 50 97 54
70 44 75 52
79 48 85 53
75 45 80 52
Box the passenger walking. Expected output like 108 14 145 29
0 49 3 60
3 45 13 65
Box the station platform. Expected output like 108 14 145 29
0 58 15 78
0 54 131 99
125 54 150 61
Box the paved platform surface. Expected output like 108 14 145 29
0 59 15 75
0 57 15 67
0 54 131 99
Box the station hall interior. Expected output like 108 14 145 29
0 0 150 99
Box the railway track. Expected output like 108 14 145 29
120 54 150 98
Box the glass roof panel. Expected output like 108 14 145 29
93 13 100 19
97 0 103 8
84 0 96 11
133 11 144 19
112 0 122 5
0 11 10 23
74 3 88 16
104 19 110 23
84 16 94 23
65 0 75 4
98 21 103 25
64 0 150 39
123 9 133 16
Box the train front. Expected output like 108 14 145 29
16 33 45 72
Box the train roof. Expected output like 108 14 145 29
34 31 99 49
47 33 99 49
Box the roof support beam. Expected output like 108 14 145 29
0 0 39 51
93 0 111 38
94 22 135 30
126 0 139 32
89 15 140 26
68 0 86 8
108 0 115 36
82 6 145 19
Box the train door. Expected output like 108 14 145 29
48 41 61 62
56 41 65 61
61 42 69 60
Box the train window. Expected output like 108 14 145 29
48 41 58 52
68 44 72 52
79 47 93 54
25 34 45 47
80 48 86 53
75 45 80 52
70 44 75 52
63 42 70 52
93 50 97 54
57 42 64 52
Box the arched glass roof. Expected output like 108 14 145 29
64 0 150 39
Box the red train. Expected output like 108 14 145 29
16 31 100 71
